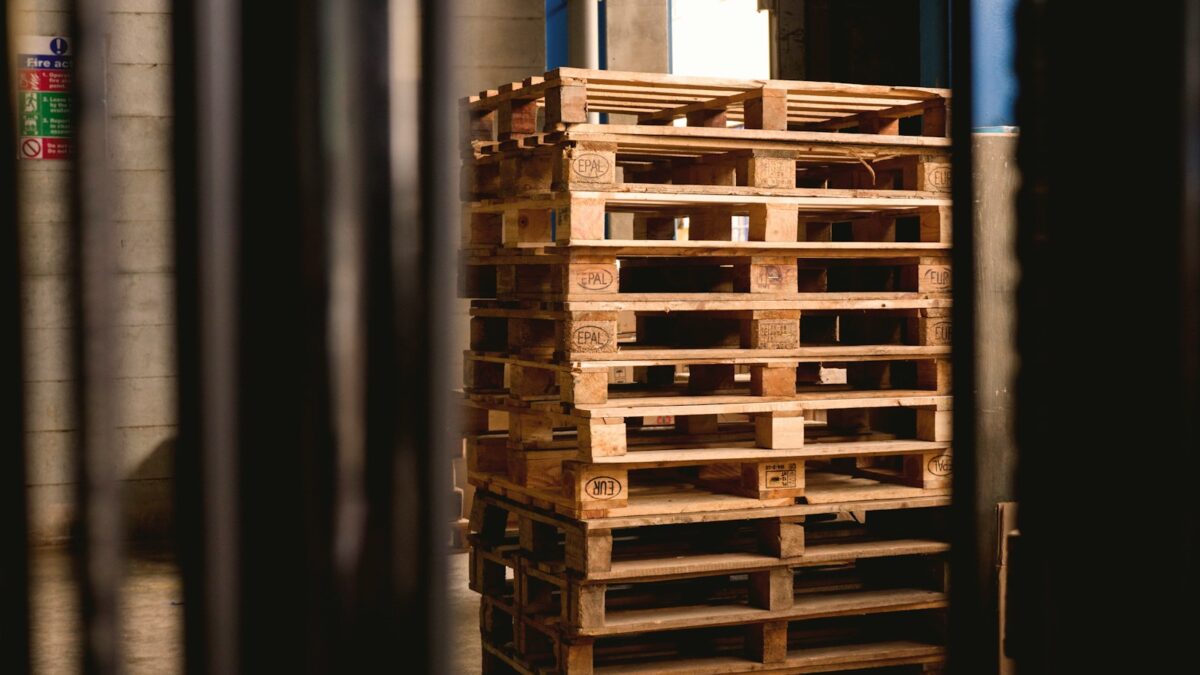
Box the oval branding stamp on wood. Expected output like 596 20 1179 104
930 321 952 344
927 453 953 476
572 266 614 291
584 476 622 500
571 153 611 181
571 324 612 351
922 266 951 290
927 164 952 191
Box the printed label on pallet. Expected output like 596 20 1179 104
756 320 799 349
764 463 799 488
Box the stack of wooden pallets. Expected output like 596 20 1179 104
460 68 953 675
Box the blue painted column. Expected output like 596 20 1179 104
972 0 1018 130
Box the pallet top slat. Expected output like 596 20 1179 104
465 68 949 130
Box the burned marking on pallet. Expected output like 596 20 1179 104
927 453 953 476
757 320 799 349
922 266 951 290
755 264 785 288
571 153 611 181
930 320 952 344
572 266 614 291
927 164 952 191
571 324 612 351
764 462 799 488
584 476 622 500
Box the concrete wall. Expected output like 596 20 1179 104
14 0 175 543
455 0 545 94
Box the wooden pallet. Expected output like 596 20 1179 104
482 623 945 675
463 68 950 142
468 302 950 367
473 388 951 453
466 131 950 201
468 489 950 578
463 186 950 247
467 351 951 405
469 441 952 519
463 254 952 304
518 554 948 638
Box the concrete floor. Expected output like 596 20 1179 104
31 547 479 674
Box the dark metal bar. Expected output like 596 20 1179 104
322 0 408 667
946 0 982 673
69 1 122 673
399 0 459 670
0 5 32 672
173 0 241 671
235 1 337 671
1011 1 1200 672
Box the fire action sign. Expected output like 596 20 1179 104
17 35 72 160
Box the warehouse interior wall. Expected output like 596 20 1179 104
15 0 175 544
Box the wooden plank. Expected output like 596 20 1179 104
587 440 952 467
469 184 952 211
572 391 951 417
466 344 952 369
584 587 947 635
593 641 944 674
464 486 948 533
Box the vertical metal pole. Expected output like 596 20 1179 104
173 0 241 671
947 0 981 673
567 0 601 68
0 5 32 672
323 0 412 668
69 1 122 673
1010 2 1199 672
236 1 336 671
407 0 458 671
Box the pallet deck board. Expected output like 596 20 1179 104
588 440 952 466
465 240 952 261
594 641 945 674
470 470 950 521
572 390 950 417
593 538 949 583
471 184 952 210
588 587 947 636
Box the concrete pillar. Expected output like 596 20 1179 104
603 0 669 238
972 131 1019 672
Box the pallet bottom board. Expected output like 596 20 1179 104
587 588 947 636
483 638 944 675
595 641 945 674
